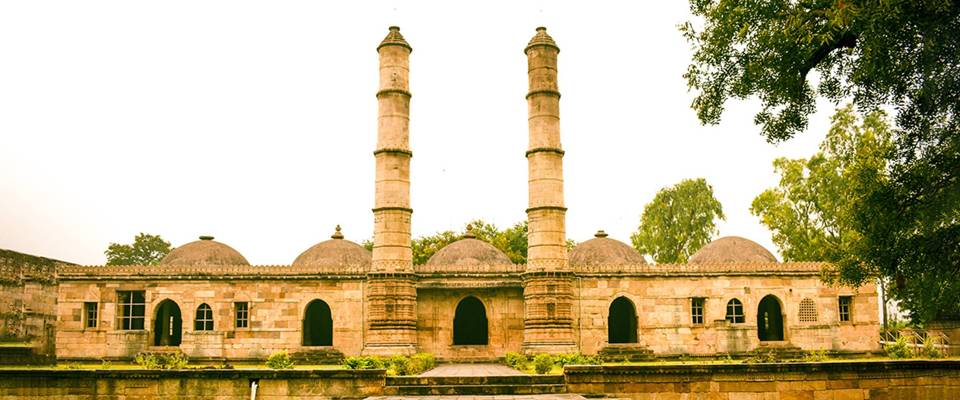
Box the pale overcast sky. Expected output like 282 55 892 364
0 1 841 265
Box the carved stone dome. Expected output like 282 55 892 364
426 226 512 266
689 236 778 264
293 225 372 268
570 230 646 267
159 236 250 266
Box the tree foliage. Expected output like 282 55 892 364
684 0 960 322
631 178 725 263
364 220 539 265
104 233 172 265
751 105 892 265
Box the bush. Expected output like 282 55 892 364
920 336 944 359
742 349 780 364
266 350 295 369
388 355 411 376
885 335 913 359
410 353 436 374
801 349 830 362
554 353 600 367
533 353 554 374
504 352 528 370
134 352 189 369
342 356 385 370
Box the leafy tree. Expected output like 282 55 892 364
683 0 960 322
363 220 536 265
751 105 892 264
631 178 725 263
104 233 172 265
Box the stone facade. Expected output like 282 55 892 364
8 27 882 363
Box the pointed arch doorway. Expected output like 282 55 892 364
608 296 638 344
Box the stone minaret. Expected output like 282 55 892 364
522 27 577 353
364 26 417 355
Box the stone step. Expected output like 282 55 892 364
384 383 567 396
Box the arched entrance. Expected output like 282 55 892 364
153 299 182 346
303 299 333 346
453 296 488 345
757 295 784 341
608 296 638 343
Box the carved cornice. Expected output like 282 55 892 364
376 88 412 98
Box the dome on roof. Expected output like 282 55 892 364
570 230 646 267
159 236 249 266
688 236 778 264
426 226 512 266
293 225 372 268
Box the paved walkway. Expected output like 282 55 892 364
366 395 587 400
418 363 526 377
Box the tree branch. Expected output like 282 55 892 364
800 31 858 80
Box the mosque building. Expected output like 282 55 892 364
1 27 880 363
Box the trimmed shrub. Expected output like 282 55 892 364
504 352 528 370
885 335 913 359
134 352 189 369
388 355 411 376
533 353 554 374
266 350 295 369
342 356 385 370
920 336 944 359
801 349 829 362
555 353 600 366
410 353 436 374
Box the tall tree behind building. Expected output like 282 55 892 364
683 0 960 322
631 178 725 263
104 233 172 265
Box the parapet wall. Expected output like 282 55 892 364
565 360 960 399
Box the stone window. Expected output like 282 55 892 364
117 291 145 330
725 298 744 324
84 302 98 329
691 297 705 325
235 302 249 328
839 296 852 322
195 303 214 331
799 298 818 322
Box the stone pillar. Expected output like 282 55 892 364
522 27 577 354
364 26 417 355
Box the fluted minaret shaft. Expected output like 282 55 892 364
365 26 417 355
525 27 567 270
522 27 577 353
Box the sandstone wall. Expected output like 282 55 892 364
415 287 525 361
566 360 960 400
0 249 62 362
574 273 880 356
56 278 365 360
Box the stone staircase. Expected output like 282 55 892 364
384 375 567 396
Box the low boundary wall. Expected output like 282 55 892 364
0 360 958 399
0 369 385 399
565 360 960 399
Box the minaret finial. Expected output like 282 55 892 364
331 225 344 239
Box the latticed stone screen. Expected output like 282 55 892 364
799 298 818 322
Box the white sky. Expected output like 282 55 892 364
0 1 841 266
